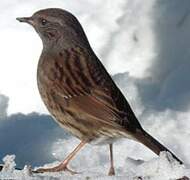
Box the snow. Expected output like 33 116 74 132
1 0 190 179
0 152 189 179
1 155 16 173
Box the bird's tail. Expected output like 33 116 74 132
134 129 183 164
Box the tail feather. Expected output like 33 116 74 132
134 129 183 164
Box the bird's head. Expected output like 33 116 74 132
17 8 89 50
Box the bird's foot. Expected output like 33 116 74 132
108 166 115 176
33 163 79 175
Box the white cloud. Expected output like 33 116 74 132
3 0 189 114
0 0 133 114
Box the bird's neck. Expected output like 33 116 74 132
42 38 93 59
42 27 93 53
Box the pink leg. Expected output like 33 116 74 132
108 144 115 176
33 140 87 174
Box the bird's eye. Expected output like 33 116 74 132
41 19 47 25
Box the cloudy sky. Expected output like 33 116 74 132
0 0 188 115
1 0 190 171
0 0 157 115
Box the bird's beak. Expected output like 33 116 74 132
16 17 34 25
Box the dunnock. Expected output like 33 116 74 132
17 8 183 175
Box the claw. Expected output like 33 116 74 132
32 141 86 175
108 166 115 176
33 164 80 175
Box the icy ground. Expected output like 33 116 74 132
0 152 189 180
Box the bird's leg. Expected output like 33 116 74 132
108 144 115 176
33 140 87 174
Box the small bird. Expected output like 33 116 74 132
17 8 183 175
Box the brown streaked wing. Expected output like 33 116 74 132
86 52 143 132
54 46 142 132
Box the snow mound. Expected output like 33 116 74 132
0 152 189 180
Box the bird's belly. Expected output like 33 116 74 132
51 107 135 144
90 134 123 145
